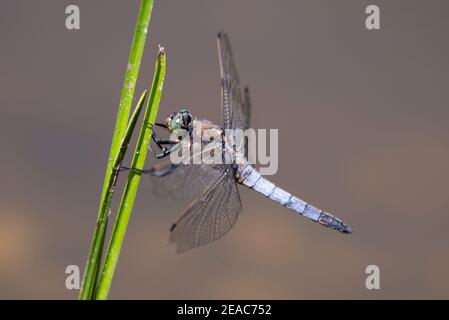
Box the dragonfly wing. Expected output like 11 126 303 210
145 159 227 200
169 166 242 253
242 86 251 130
217 32 250 130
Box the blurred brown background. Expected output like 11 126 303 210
1 0 448 299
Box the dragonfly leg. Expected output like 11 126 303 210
118 166 130 172
151 130 178 150
149 129 180 159
155 143 179 159
154 122 168 129
121 163 177 176
121 146 179 175
136 163 178 176
120 124 180 174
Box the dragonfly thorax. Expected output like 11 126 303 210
166 109 193 132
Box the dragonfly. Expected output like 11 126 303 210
137 32 352 253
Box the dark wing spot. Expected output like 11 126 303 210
170 223 177 232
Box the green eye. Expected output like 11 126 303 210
173 115 182 126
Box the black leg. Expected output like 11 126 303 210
154 122 168 128
152 130 178 150
119 164 171 175
120 122 180 174
137 163 178 176
155 143 179 159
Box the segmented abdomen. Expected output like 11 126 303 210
235 162 352 234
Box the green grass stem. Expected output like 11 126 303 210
94 47 166 300
79 0 154 300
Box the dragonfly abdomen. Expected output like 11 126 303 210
235 162 352 234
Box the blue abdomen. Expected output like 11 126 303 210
235 161 352 234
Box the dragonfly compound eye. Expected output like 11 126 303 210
168 113 184 131
182 112 193 130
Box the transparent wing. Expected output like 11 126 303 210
217 32 250 130
242 87 251 130
143 128 228 199
169 166 242 253
145 159 228 200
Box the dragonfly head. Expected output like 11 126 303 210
166 109 193 132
